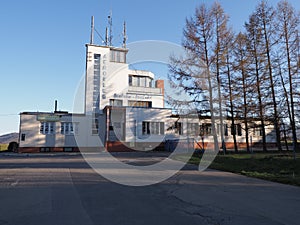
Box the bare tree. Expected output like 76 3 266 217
254 0 282 151
210 2 233 153
168 4 219 151
245 13 269 152
276 0 300 154
232 32 253 153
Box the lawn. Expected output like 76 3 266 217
176 151 300 186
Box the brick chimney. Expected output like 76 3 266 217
155 80 164 108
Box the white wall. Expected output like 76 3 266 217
19 113 105 148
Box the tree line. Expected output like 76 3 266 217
168 0 299 153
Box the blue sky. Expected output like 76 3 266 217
0 0 299 135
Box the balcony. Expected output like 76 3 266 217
128 86 162 95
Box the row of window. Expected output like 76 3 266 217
142 122 164 135
110 50 126 63
128 75 153 87
93 54 101 110
173 123 263 137
39 121 263 137
128 101 152 108
109 99 152 108
40 122 78 135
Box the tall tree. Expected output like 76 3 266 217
168 4 219 151
276 0 300 153
222 30 239 152
211 2 232 153
245 13 269 152
255 0 282 151
232 32 253 152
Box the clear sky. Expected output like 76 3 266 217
0 0 299 135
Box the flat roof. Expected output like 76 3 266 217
20 111 86 117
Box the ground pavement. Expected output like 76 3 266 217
0 152 299 225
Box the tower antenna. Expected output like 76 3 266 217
105 27 109 46
108 11 113 46
122 21 127 48
90 16 95 44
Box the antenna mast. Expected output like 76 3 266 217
90 16 94 44
108 11 113 46
105 27 109 46
122 21 127 48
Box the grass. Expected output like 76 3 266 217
0 144 9 151
175 152 300 186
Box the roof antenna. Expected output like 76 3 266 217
90 16 94 44
105 27 109 46
122 21 127 48
108 11 113 46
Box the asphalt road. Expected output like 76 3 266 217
0 152 299 225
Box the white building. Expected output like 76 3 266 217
18 21 277 153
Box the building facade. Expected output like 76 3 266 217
18 34 277 153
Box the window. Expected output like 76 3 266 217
93 54 101 110
142 121 164 135
216 123 228 136
128 101 152 108
140 77 146 87
40 147 50 152
110 99 123 106
237 124 242 136
224 124 228 136
61 122 78 135
21 134 26 141
253 127 263 136
129 75 153 87
110 50 126 63
40 122 55 135
231 124 242 136
92 118 99 135
146 77 153 87
64 147 73 152
142 121 150 135
129 76 132 86
174 122 182 135
187 123 199 136
200 123 212 136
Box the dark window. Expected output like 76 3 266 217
40 147 50 152
237 124 242 136
224 124 228 136
231 124 236 135
175 122 182 135
201 123 212 136
129 76 132 86
21 134 26 141
142 122 150 135
231 124 242 136
64 147 73 152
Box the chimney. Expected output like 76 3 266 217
155 80 165 108
54 100 58 112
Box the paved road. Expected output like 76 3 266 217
0 152 299 225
